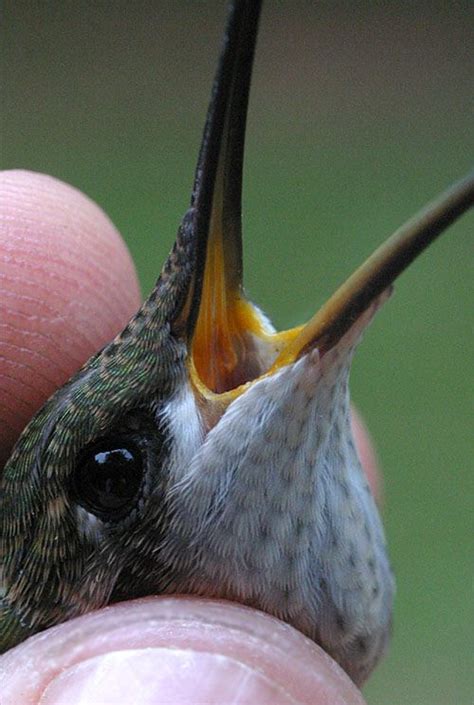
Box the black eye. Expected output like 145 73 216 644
72 439 144 520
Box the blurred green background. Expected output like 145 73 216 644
3 1 473 702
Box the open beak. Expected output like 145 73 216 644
179 0 474 424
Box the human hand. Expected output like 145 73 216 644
0 170 377 704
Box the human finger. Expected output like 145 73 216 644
0 596 366 705
0 169 141 467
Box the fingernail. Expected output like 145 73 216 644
40 647 299 705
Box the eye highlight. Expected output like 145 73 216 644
72 438 144 521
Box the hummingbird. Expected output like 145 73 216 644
0 0 472 686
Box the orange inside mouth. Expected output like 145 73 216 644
190 218 303 408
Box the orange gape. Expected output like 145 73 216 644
191 214 305 397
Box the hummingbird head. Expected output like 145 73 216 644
1 0 472 686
